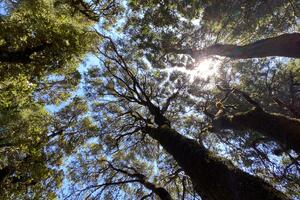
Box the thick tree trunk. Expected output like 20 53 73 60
145 126 288 200
172 33 300 59
213 107 300 153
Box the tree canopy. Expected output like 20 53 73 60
0 0 299 199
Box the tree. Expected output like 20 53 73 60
169 33 300 59
208 85 300 154
123 0 299 63
0 0 117 198
198 58 300 153
122 0 300 182
68 36 291 200
60 1 299 199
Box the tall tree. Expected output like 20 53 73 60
208 86 300 154
63 1 300 198
76 36 291 200
169 33 300 59
202 58 300 153
0 0 117 198
123 0 299 62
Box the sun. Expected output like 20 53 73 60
195 58 219 78
160 57 220 82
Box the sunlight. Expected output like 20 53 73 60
161 58 221 82
195 58 220 78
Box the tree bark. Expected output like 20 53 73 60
213 107 300 153
145 126 289 200
172 33 300 59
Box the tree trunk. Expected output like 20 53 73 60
145 126 289 200
213 107 300 153
172 33 300 59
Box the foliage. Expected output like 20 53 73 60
0 0 110 198
1 0 299 199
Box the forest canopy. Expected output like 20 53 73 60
0 0 299 199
